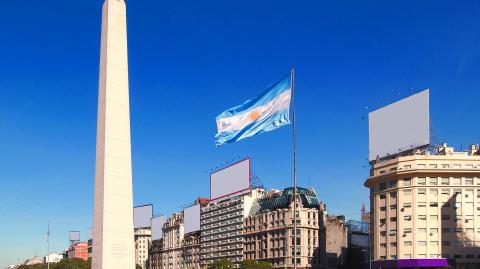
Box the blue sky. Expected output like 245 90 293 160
1 0 480 266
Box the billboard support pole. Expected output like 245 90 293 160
47 221 50 269
291 65 297 269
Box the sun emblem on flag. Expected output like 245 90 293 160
249 110 261 121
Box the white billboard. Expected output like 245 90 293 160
184 204 201 234
369 89 430 161
134 204 153 228
210 158 250 200
151 215 166 240
69 231 80 241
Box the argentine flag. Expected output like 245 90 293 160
215 74 292 146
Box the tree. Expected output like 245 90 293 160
239 259 257 269
257 261 273 269
17 258 90 269
239 260 273 269
208 259 234 269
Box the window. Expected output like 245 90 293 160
389 180 397 188
429 177 438 185
453 164 461 168
441 189 450 195
430 189 438 196
404 165 412 169
404 215 412 221
380 219 386 225
430 202 438 207
418 215 427 221
390 242 397 247
390 217 397 222
403 179 412 186
418 177 426 185
418 189 426 195
390 192 397 198
418 202 427 207
404 228 412 234
379 194 386 200
404 241 412 246
389 229 397 235
404 254 412 258
418 228 427 233
403 203 412 208
380 206 386 211
441 178 449 185
430 241 439 246
441 164 450 168
430 215 438 221
456 228 463 233
418 164 426 168
430 228 438 234
453 178 461 185
403 189 412 196
465 178 474 185
390 204 397 210
379 182 387 191
418 241 427 246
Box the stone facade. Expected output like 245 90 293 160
182 231 201 269
163 212 185 269
149 239 164 269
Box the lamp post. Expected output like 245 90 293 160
362 249 372 269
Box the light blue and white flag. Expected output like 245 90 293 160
215 74 292 146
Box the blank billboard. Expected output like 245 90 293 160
211 158 250 200
134 204 153 228
184 204 200 234
151 215 166 240
369 89 430 161
69 231 80 241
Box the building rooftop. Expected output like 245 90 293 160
255 187 321 213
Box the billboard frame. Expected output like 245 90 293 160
210 157 251 201
368 89 430 162
133 203 153 229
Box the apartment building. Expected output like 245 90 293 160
149 238 164 269
365 143 480 268
67 241 89 261
200 188 265 267
135 227 152 269
244 187 325 269
182 231 201 269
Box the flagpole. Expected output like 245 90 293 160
291 65 297 269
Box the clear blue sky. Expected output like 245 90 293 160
1 0 480 266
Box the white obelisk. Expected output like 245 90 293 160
92 0 135 268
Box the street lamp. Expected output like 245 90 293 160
362 250 372 269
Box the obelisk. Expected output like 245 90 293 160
92 0 135 268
